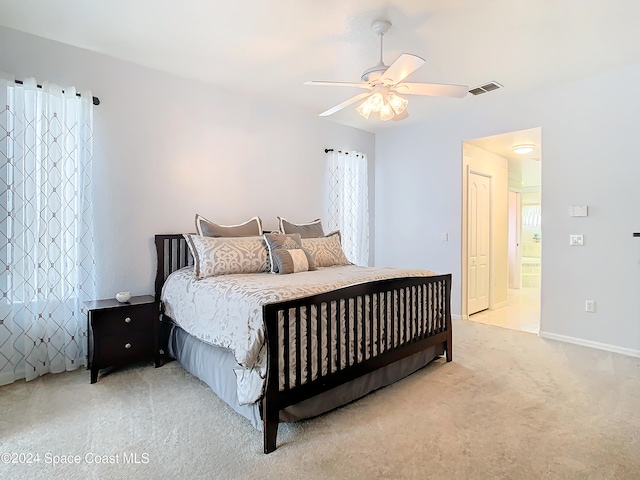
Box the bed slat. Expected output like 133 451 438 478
345 298 351 367
283 308 290 390
328 301 334 374
305 305 312 385
316 303 322 382
295 306 301 388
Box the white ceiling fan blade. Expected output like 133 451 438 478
304 81 372 89
394 82 469 98
380 54 425 85
319 92 372 117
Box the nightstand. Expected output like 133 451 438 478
86 295 160 383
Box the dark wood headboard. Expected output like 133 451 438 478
154 234 193 302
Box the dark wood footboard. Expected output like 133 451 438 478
261 274 452 453
154 234 452 454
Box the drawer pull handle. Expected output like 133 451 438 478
124 317 131 323
125 343 132 349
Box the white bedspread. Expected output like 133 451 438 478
161 265 435 404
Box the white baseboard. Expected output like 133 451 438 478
451 314 467 321
539 331 640 358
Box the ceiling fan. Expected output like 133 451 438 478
304 20 468 121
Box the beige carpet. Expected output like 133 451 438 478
1 319 639 479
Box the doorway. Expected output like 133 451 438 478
462 127 542 334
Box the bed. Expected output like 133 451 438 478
155 233 452 453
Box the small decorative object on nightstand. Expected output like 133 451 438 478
86 294 161 384
115 291 132 303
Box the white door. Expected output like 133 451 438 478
508 191 522 289
468 172 491 314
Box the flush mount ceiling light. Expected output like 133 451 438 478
512 144 535 155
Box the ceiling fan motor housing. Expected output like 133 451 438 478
361 62 388 83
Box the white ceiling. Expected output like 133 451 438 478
2 0 640 133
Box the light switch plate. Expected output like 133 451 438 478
569 234 584 246
570 206 588 217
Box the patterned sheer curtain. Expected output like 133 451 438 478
0 73 96 386
326 150 369 265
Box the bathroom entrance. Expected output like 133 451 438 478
464 127 541 334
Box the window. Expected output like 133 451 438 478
522 205 541 227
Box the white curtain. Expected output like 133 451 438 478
0 73 96 386
326 150 369 265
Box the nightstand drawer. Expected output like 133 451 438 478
91 304 154 336
96 333 154 365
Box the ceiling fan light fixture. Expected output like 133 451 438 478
379 103 395 121
388 93 408 114
367 92 385 112
356 100 372 119
512 144 535 155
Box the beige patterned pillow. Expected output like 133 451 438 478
183 234 268 279
195 214 263 237
301 231 351 267
263 232 316 274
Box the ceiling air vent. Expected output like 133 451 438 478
469 81 503 96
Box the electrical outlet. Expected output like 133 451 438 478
585 300 596 313
442 232 449 242
570 234 584 246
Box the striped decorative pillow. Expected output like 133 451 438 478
263 233 316 274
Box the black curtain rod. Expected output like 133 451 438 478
325 149 352 154
324 149 362 157
14 79 100 106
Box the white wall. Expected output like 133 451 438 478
376 62 640 354
0 26 375 298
